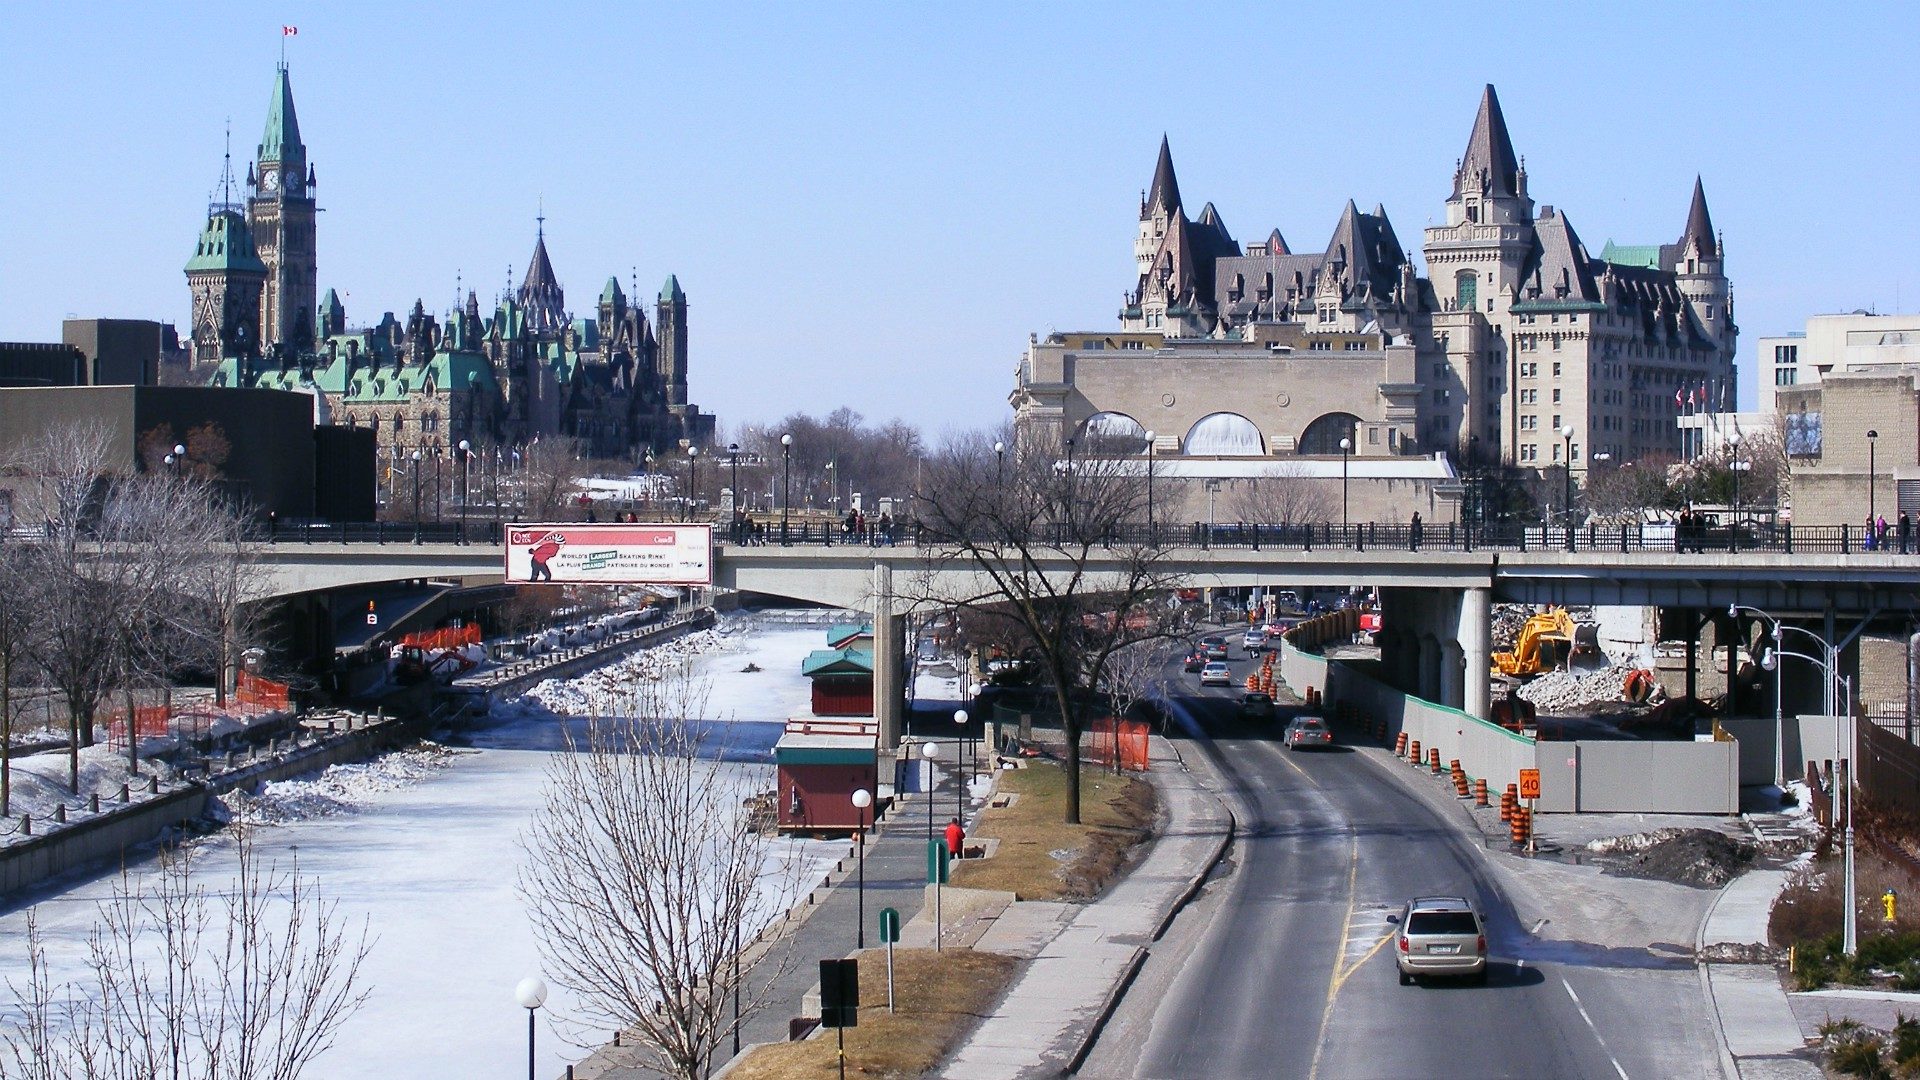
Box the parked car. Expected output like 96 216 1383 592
1200 635 1229 660
1242 628 1267 652
1283 715 1334 750
1394 896 1488 985
1239 692 1275 720
1183 651 1207 673
1199 661 1232 686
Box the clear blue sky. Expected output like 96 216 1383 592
2 2 1915 432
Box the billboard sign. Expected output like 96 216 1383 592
503 523 713 585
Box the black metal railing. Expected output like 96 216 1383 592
243 517 1899 559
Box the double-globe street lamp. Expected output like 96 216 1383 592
1731 603 1855 956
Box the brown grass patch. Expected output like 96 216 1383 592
949 761 1156 901
1771 848 1920 948
723 948 1017 1080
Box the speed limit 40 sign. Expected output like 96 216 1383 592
1519 769 1541 801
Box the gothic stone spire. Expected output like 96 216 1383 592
1453 84 1521 199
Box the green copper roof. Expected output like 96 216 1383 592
802 647 874 677
660 274 685 302
184 210 268 274
600 277 624 305
1599 241 1662 270
259 64 304 164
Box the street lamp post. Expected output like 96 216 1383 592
685 445 699 522
1560 425 1575 549
1339 436 1351 528
513 976 548 1080
921 740 939 847
728 442 742 539
433 447 443 525
410 449 423 543
1761 641 1857 956
1144 430 1156 540
994 440 1005 486
780 433 793 544
169 442 186 478
852 788 872 948
458 439 471 540
1733 601 1840 784
953 708 969 822
1868 429 1880 530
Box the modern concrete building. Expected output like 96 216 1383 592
1759 312 1920 414
1017 85 1737 488
1777 369 1920 526
0 386 370 523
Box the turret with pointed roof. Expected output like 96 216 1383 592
518 221 566 335
1146 135 1181 216
1681 176 1717 257
1453 84 1521 201
248 63 318 352
259 63 306 173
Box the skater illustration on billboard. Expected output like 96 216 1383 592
525 530 565 582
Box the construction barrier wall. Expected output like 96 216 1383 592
1535 740 1738 814
1278 639 1537 800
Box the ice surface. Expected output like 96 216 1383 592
0 615 850 1078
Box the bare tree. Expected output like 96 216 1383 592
904 430 1187 823
516 437 592 520
0 542 30 816
1227 464 1337 525
1099 637 1177 741
0 829 372 1080
519 663 801 1080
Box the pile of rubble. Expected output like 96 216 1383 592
1516 666 1636 711
1586 827 1756 887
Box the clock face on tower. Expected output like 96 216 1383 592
262 169 279 192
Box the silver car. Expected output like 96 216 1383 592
1283 715 1333 750
1394 896 1488 985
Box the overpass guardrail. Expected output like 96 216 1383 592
232 518 1890 556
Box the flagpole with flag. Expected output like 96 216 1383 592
281 24 297 65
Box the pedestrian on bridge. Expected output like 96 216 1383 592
1900 512 1912 555
1409 511 1423 552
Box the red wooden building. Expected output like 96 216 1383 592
775 718 879 834
802 646 874 716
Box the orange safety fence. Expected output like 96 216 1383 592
104 704 218 749
235 671 291 711
400 625 482 651
1083 717 1151 772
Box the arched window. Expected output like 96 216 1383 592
1078 411 1150 454
1183 413 1264 456
1298 412 1361 456
1455 270 1478 312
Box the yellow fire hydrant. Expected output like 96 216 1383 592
1884 889 1899 924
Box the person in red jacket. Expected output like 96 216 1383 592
945 817 965 861
525 531 565 582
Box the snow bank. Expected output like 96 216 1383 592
216 742 467 825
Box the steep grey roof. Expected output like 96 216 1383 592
1519 208 1600 303
1147 135 1181 215
518 227 566 334
1195 202 1231 245
1681 176 1715 255
1453 84 1521 199
1324 200 1408 301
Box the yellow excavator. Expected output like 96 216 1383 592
1491 608 1599 677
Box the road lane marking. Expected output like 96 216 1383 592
1561 976 1630 1080
1307 837 1359 1080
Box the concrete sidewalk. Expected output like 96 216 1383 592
938 738 1232 1079
1698 867 1822 1079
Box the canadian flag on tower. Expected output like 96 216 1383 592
282 25 298 36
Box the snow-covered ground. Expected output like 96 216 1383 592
0 613 849 1078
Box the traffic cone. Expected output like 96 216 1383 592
1474 778 1490 806
1394 732 1408 757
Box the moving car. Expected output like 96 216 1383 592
1199 661 1232 686
1283 715 1333 750
1200 635 1229 660
1239 692 1275 720
1242 628 1267 652
1183 651 1207 673
1263 620 1294 638
1394 896 1488 985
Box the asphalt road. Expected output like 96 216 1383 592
1082 646 1719 1080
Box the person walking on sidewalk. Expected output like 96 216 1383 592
945 817 965 861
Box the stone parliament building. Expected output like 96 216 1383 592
1012 85 1736 494
186 64 713 460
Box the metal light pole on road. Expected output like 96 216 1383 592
1144 430 1156 539
685 445 699 522
1868 429 1880 529
1339 436 1351 527
410 448 423 543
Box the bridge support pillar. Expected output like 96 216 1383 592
871 562 903 751
1460 587 1490 721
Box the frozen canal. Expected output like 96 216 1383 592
0 613 846 1078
